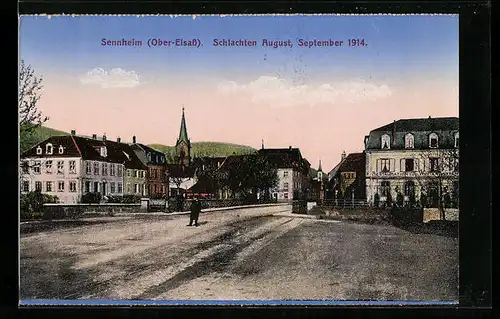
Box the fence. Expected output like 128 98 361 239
317 199 370 209
42 203 142 219
165 198 279 213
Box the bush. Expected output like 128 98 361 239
20 191 59 220
122 195 141 203
81 192 101 203
386 192 393 208
396 193 404 207
373 193 380 208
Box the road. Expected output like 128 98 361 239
20 204 458 301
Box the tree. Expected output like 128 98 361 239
414 148 459 220
19 60 48 152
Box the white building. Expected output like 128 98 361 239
364 117 459 207
20 132 127 203
258 147 310 201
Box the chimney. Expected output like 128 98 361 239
92 134 97 139
392 120 396 147
102 134 107 141
117 137 121 143
341 151 346 161
289 146 292 150
132 136 136 144
71 130 76 136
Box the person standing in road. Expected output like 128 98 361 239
187 196 201 227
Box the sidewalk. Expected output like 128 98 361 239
271 211 318 220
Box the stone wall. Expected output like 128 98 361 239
43 203 142 219
423 208 459 223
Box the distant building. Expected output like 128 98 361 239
130 137 168 197
327 152 366 201
258 146 310 201
364 117 459 207
20 132 126 203
167 107 195 196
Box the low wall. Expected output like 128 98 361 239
423 208 459 223
166 198 280 212
43 203 142 219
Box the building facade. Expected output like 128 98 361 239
20 133 126 203
258 147 310 201
364 117 459 207
327 152 366 201
130 138 168 197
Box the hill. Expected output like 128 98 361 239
20 125 69 153
148 141 257 162
21 126 257 158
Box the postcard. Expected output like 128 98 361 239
19 14 459 305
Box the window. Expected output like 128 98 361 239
454 158 459 172
140 171 145 178
69 161 76 174
22 181 29 192
36 146 42 155
111 182 116 193
46 181 53 192
110 164 115 176
45 160 53 174
127 170 132 177
134 184 139 193
94 162 99 175
117 183 123 193
154 184 157 194
46 143 53 154
380 181 391 197
405 159 415 172
57 161 64 174
58 181 65 192
69 181 77 192
429 133 439 148
404 133 414 149
35 181 42 191
454 132 459 148
94 182 99 193
380 159 391 172
127 183 131 193
381 134 391 149
284 192 289 199
430 157 439 172
283 171 288 177
404 181 415 197
134 170 138 178
283 182 289 191
85 162 92 175
33 161 41 174
85 181 91 193
117 165 123 177
100 146 107 157
58 145 64 154
21 161 29 174
102 163 108 176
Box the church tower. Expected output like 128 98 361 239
175 107 191 166
317 160 323 182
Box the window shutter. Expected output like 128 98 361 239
376 159 380 172
400 159 406 172
414 158 419 172
390 158 395 172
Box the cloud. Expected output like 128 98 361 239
217 75 392 108
80 68 141 88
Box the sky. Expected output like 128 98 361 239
19 14 459 171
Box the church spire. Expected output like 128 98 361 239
177 106 189 145
318 160 322 172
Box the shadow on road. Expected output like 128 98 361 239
20 220 115 235
393 220 458 238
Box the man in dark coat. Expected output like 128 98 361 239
187 197 201 227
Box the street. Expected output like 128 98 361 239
20 205 458 301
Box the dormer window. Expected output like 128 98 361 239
429 133 439 148
454 132 459 148
36 146 42 155
46 143 53 155
58 145 64 154
381 134 391 149
404 133 414 149
100 146 107 157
